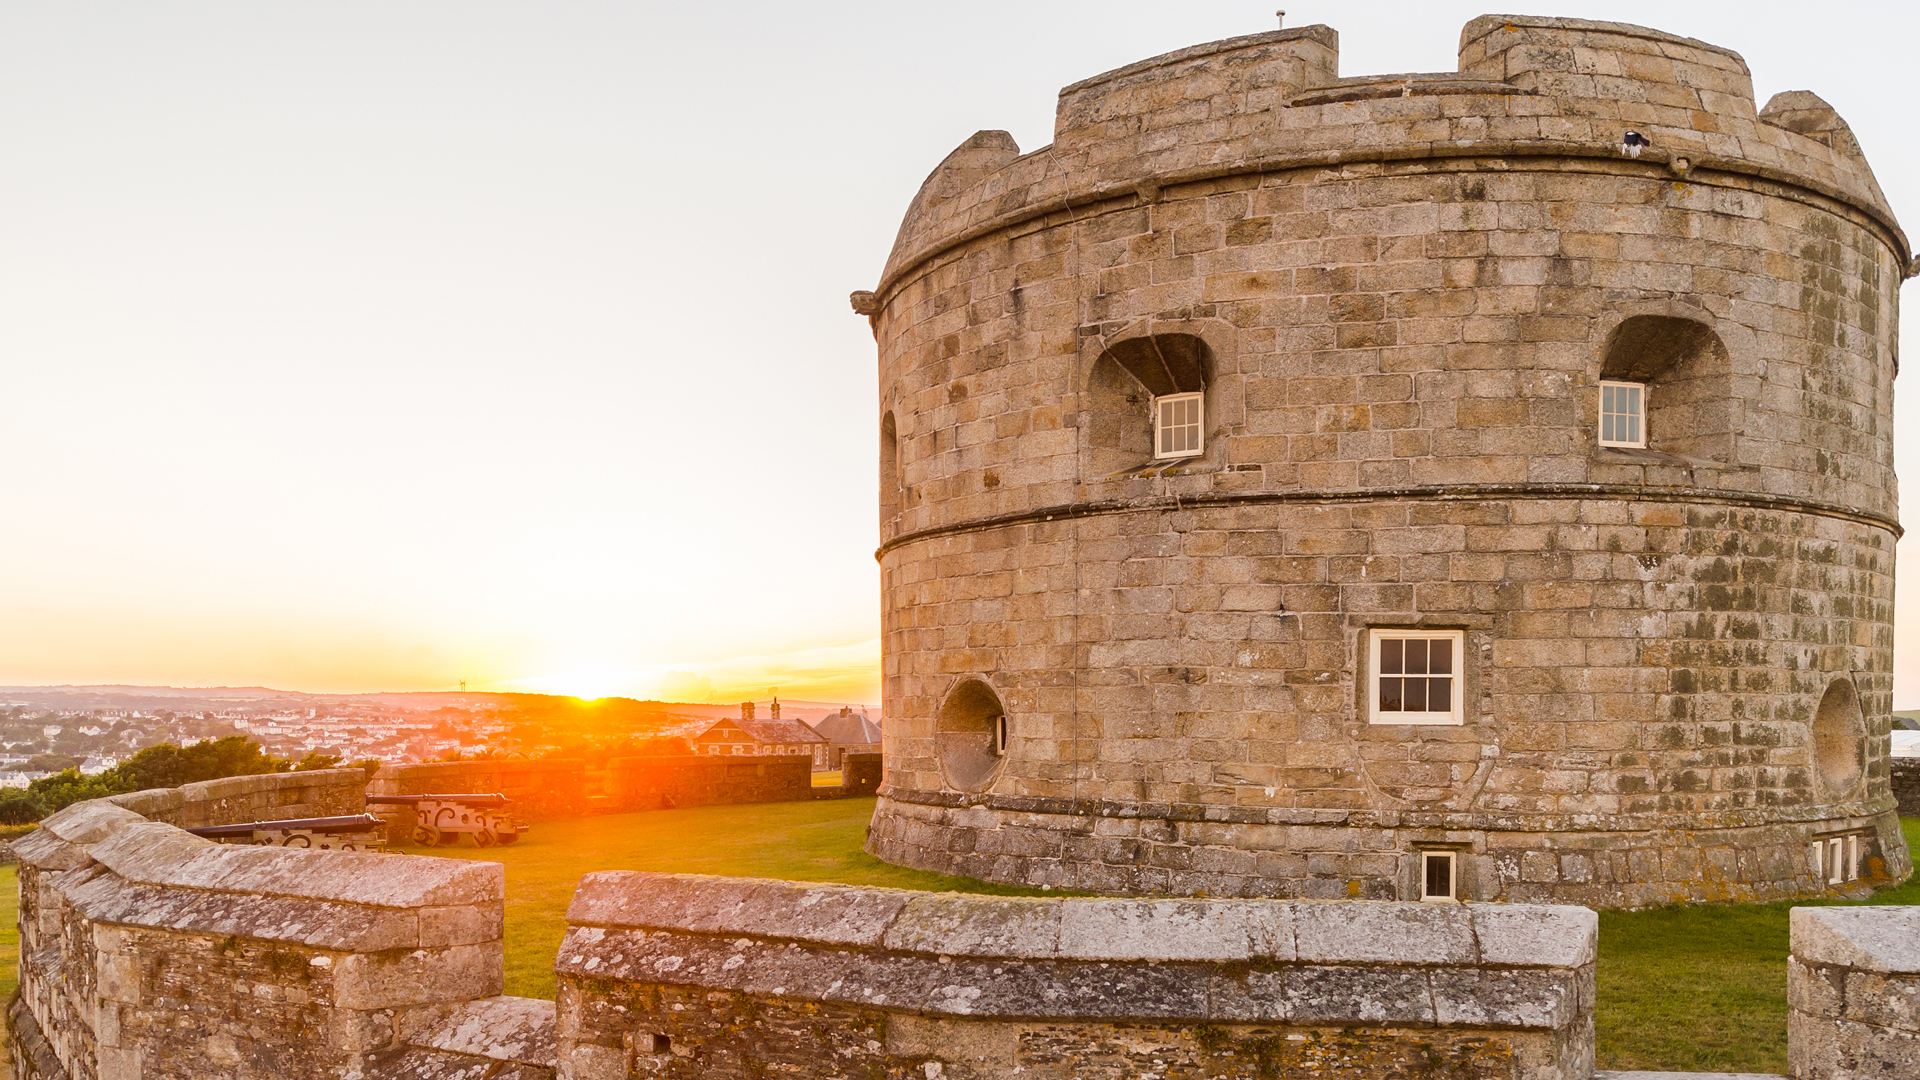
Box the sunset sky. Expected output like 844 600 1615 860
2 1 1916 706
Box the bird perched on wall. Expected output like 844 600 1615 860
1622 130 1651 157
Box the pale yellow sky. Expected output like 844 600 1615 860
1 1 1914 706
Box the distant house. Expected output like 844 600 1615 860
686 699 829 768
807 707 882 770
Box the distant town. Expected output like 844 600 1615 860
0 685 883 787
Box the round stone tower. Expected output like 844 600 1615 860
854 15 1914 905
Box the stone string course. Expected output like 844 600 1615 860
862 14 1911 904
555 870 1597 1080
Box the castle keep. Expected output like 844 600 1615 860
857 15 1915 905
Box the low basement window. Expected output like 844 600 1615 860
1419 850 1456 902
1813 833 1866 884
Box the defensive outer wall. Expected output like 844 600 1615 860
857 15 1916 906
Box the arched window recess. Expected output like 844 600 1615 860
1595 315 1736 464
1087 333 1212 474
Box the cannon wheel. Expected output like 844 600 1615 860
474 828 497 848
412 825 441 847
497 832 519 845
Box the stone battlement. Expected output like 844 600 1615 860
879 15 1905 295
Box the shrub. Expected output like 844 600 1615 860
103 735 285 792
292 751 341 772
27 769 118 815
0 788 46 825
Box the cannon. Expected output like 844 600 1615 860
184 813 387 851
366 793 522 847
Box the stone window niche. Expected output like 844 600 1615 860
936 678 1010 793
1087 333 1211 474
1812 676 1866 801
880 411 901 524
1597 315 1736 462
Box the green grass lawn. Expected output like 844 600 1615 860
402 800 1919 1074
405 797 1051 999
0 862 16 1060
1595 816 1920 1074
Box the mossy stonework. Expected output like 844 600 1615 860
857 16 1914 906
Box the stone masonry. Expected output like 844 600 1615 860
857 15 1914 905
368 757 588 823
555 870 1597 1080
1890 759 1920 817
1789 906 1920 1077
9 775 558 1080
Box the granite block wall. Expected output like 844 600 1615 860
368 758 588 823
1890 760 1920 817
841 751 883 796
8 793 556 1080
606 755 812 811
1790 906 1920 1078
554 870 1596 1080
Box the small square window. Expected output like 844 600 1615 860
1598 380 1646 448
1154 392 1204 459
1369 629 1464 725
1419 850 1456 901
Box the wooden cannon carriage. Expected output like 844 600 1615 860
366 792 521 847
185 813 387 851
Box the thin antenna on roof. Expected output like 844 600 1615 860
1276 9 1286 29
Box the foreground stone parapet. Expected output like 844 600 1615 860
9 790 555 1080
555 871 1596 1079
1789 906 1920 1078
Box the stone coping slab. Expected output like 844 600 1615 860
1790 907 1920 973
399 996 558 1067
565 871 1596 967
91 821 502 908
556 926 1587 1027
1595 1073 1788 1080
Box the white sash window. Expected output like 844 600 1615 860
1154 392 1203 459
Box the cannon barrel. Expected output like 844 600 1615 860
365 793 510 807
185 813 385 839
